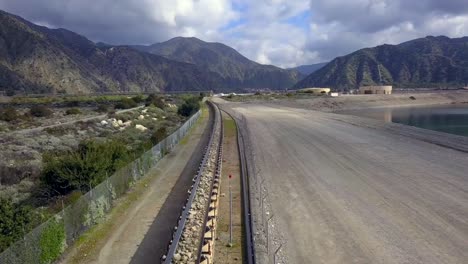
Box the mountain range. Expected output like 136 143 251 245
295 36 468 90
132 37 301 90
0 10 300 95
1 9 468 95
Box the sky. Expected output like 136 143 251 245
0 0 467 68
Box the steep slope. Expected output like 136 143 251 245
294 36 468 90
133 37 301 90
0 10 223 94
290 62 328 75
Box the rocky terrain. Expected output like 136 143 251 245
295 36 468 90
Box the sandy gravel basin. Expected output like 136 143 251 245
221 99 468 264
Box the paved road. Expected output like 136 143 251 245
230 104 468 264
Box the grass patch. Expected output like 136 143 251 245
223 119 237 137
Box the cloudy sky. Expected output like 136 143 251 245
1 0 467 68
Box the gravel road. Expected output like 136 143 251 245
229 104 468 264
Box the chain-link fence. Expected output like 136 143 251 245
0 110 201 264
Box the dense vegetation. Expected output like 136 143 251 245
177 96 201 117
0 198 40 252
41 140 131 196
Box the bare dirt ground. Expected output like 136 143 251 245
214 114 243 263
220 101 468 264
224 91 468 112
61 106 211 264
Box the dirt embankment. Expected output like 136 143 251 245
263 91 468 112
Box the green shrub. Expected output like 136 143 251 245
177 96 200 117
30 105 53 117
6 90 15 97
0 198 36 252
150 127 167 145
131 95 144 103
65 108 81 115
41 140 130 195
44 126 72 136
115 98 137 109
145 94 165 109
254 92 262 95
39 217 65 264
96 104 109 113
0 107 19 122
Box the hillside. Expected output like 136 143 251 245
294 36 468 90
0 10 224 94
290 62 328 75
133 37 301 90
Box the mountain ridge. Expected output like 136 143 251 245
294 36 468 90
132 37 301 90
0 9 228 94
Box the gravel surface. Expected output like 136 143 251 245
226 103 468 264
173 107 222 263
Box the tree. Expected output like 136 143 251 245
145 94 165 109
177 96 200 117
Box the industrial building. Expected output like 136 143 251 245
359 85 392 94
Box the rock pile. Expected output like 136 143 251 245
173 115 222 263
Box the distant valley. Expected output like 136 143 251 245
289 62 328 75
